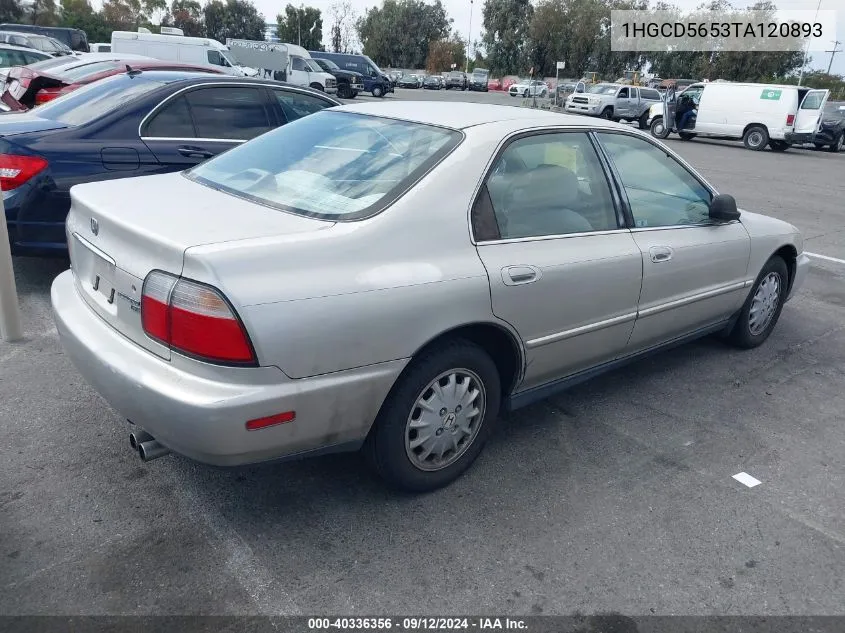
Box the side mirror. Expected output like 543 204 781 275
709 194 740 222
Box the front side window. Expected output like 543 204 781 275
291 56 307 71
184 87 271 140
207 50 223 65
618 87 629 98
274 89 333 122
478 132 618 240
597 132 712 228
187 110 462 220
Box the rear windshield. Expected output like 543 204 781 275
52 60 119 81
26 56 76 72
588 84 619 95
187 110 463 221
36 74 164 126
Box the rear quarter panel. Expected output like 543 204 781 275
181 127 515 379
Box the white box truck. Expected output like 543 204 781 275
110 31 258 77
226 39 337 94
648 81 830 151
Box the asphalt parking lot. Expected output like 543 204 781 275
2 87 845 617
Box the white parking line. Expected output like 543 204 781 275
806 252 845 265
733 472 762 488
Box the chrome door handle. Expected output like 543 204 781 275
649 246 674 263
502 265 541 285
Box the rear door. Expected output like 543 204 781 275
141 85 274 169
794 89 830 135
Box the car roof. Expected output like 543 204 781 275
334 101 628 131
0 43 45 54
121 70 340 96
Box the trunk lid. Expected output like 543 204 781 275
66 172 335 360
0 67 66 111
0 110 69 136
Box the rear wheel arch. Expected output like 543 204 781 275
404 323 524 401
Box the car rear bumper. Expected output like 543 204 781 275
785 132 814 144
787 253 811 302
51 269 407 466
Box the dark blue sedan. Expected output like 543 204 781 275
1 71 340 256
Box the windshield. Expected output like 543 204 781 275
187 111 462 221
220 49 240 67
305 59 323 72
35 74 164 126
319 58 339 71
588 84 618 95
363 55 381 74
472 69 488 78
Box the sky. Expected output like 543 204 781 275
244 0 843 75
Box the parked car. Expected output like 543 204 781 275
810 102 845 152
649 82 831 151
310 56 364 99
508 79 548 98
0 43 51 69
469 68 489 91
0 58 227 110
309 51 393 98
50 102 808 491
445 71 467 90
487 78 502 91
1 71 339 256
89 43 111 53
565 83 662 128
423 75 444 90
397 73 422 88
0 24 89 52
0 31 73 57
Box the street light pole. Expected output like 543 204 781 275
798 0 823 85
465 0 473 74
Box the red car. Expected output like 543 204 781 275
1 58 227 111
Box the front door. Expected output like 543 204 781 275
472 130 642 390
289 56 311 87
794 89 830 136
141 86 274 170
596 131 751 351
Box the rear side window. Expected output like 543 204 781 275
801 91 825 110
641 88 660 100
184 87 271 140
273 89 333 122
144 95 195 138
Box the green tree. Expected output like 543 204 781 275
101 0 162 31
203 0 265 43
481 0 533 76
28 0 61 26
60 0 111 42
356 0 451 68
426 33 465 72
277 4 323 50
0 0 24 23
161 0 205 36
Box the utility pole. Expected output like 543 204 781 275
298 4 303 46
826 40 843 75
465 0 473 74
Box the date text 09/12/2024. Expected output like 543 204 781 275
307 618 528 630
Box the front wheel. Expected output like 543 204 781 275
828 134 844 152
727 256 789 349
600 107 613 120
638 112 649 129
309 82 325 92
372 85 384 98
337 83 352 99
364 340 501 492
678 131 696 141
650 117 670 139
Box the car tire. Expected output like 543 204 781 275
769 140 790 152
372 85 384 98
337 83 352 99
350 91 358 98
600 107 613 120
743 125 769 151
638 112 649 129
678 131 696 141
814 143 826 150
727 255 789 349
650 117 669 139
828 134 844 152
523 89 529 97
309 82 324 92
364 339 501 492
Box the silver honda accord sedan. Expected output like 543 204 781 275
52 102 810 491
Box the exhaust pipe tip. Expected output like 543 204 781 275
138 439 170 462
129 430 153 450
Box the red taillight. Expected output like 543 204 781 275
34 88 63 105
141 271 256 364
786 114 795 126
0 154 48 190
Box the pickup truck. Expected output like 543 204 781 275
565 83 663 128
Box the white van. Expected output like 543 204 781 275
648 82 830 151
110 31 257 77
226 39 336 94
